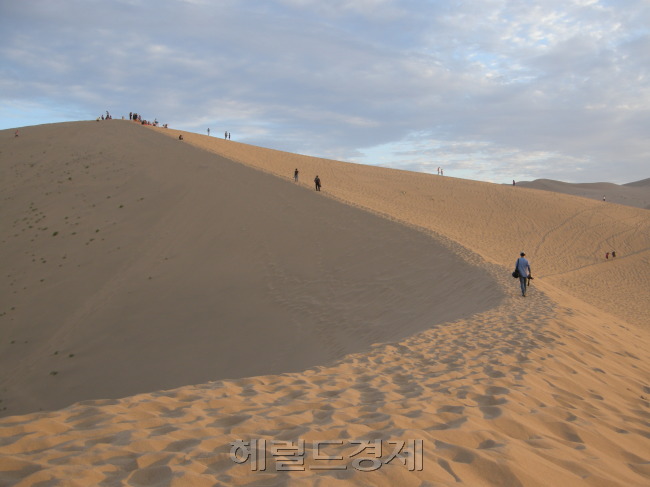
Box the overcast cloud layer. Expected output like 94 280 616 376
1 0 648 183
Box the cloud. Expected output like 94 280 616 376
0 0 648 183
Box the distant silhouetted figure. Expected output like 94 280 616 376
513 180 516 186
314 175 321 191
294 168 299 182
612 250 616 258
178 135 184 140
603 195 606 202
606 252 609 260
207 128 210 136
225 131 228 139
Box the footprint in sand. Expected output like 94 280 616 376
210 414 252 429
436 405 465 414
477 439 504 449
165 438 201 453
429 416 468 430
480 406 502 419
127 465 172 486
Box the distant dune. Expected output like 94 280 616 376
624 177 650 188
0 121 648 487
516 178 650 209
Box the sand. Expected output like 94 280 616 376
0 121 499 415
0 121 648 486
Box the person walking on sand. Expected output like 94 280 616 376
606 251 609 260
294 168 299 183
207 128 210 136
515 252 532 297
314 175 321 191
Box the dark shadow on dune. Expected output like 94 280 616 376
0 121 503 416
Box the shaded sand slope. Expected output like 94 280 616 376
517 178 650 210
0 123 648 487
155 126 650 330
0 121 500 416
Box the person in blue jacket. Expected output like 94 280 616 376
516 252 532 297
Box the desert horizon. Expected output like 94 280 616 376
515 178 650 210
1 120 648 486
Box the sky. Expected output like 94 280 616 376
1 0 648 184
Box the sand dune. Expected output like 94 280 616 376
624 177 650 188
517 178 650 210
0 121 648 486
0 121 499 416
